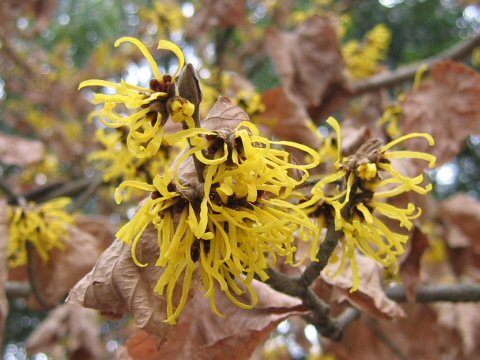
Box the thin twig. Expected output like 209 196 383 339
385 283 480 303
5 282 31 299
351 32 480 94
70 174 104 211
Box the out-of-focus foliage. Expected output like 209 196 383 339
1 0 480 359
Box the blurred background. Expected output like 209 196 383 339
1 0 480 359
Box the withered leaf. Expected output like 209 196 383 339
259 87 323 150
401 61 480 166
326 304 456 360
439 193 480 250
28 225 106 310
0 133 45 166
322 253 405 319
187 0 245 34
201 96 250 131
26 303 106 360
69 222 305 359
399 227 430 301
68 226 169 333
0 200 9 347
266 16 350 123
125 281 305 360
434 302 480 357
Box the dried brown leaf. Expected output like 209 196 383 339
401 61 480 165
322 254 405 319
259 87 322 150
434 302 480 357
439 193 480 250
69 222 304 359
201 96 250 131
266 16 350 123
29 225 105 309
0 200 8 347
0 133 45 166
125 281 305 360
34 0 58 32
68 226 169 333
399 227 430 301
187 0 245 35
26 303 106 360
326 304 460 360
74 214 116 249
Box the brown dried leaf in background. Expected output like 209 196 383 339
434 302 480 357
187 0 245 35
0 133 45 166
75 214 116 249
326 304 459 360
125 281 305 360
28 225 105 310
0 200 9 347
401 61 480 166
322 254 405 319
68 226 169 334
34 0 59 32
201 96 250 131
439 193 480 250
399 227 430 301
266 16 350 123
26 303 106 360
259 87 322 150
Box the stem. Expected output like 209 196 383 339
300 220 341 287
351 32 480 95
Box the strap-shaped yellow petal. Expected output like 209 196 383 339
158 40 185 79
115 37 163 81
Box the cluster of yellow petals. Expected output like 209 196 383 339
114 121 319 323
305 117 436 290
343 24 392 79
8 198 74 267
79 37 185 159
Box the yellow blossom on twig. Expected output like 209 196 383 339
8 198 74 267
304 117 435 290
115 120 319 323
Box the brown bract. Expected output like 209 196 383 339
322 254 405 319
26 303 106 360
266 16 350 123
0 133 45 166
0 200 9 347
401 61 480 166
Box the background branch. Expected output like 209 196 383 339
351 32 480 94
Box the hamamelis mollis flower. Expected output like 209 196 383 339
304 117 436 290
8 198 74 267
114 119 319 324
79 37 189 158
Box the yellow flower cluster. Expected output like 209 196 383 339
304 118 435 290
343 24 392 79
79 37 185 159
8 198 74 267
115 120 319 323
